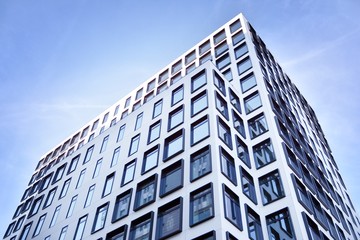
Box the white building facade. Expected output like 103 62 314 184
3 13 360 240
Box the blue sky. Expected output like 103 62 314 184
1 0 360 236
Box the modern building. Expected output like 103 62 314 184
3 13 360 240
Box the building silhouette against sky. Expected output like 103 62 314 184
3 13 360 240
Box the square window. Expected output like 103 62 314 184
215 92 229 119
92 203 109 233
191 70 207 92
244 92 262 114
153 99 163 118
156 198 183 239
253 139 276 169
248 113 268 139
232 30 245 46
213 71 226 95
134 174 157 211
234 43 248 59
230 19 242 33
191 90 208 116
148 120 161 144
220 147 237 185
142 145 159 174
160 159 184 197
190 183 214 226
237 57 252 75
191 115 210 145
168 106 184 131
259 170 285 205
171 85 184 106
106 225 127 240
214 29 226 45
163 129 184 161
190 146 212 181
240 167 257 203
121 160 136 186
217 117 232 149
128 134 140 156
102 173 115 198
199 40 211 55
112 189 132 222
129 212 154 240
223 184 242 230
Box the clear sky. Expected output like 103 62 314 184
1 0 360 236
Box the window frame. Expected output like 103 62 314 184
134 174 158 211
191 115 210 146
190 183 215 227
92 202 109 233
156 197 183 240
112 189 133 223
160 159 184 197
142 145 160 174
163 129 185 161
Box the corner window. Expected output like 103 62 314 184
153 100 163 119
92 203 109 233
190 183 214 226
168 106 184 131
240 167 257 204
259 170 285 205
244 92 262 114
163 129 184 161
160 159 184 197
191 115 210 145
223 184 242 230
217 117 232 149
253 139 276 169
171 85 184 106
191 70 207 92
142 145 159 174
156 198 183 239
134 174 157 211
121 160 136 186
102 173 115 197
266 208 295 239
117 124 126 142
248 113 268 139
237 57 252 75
128 134 140 156
148 120 161 143
129 212 154 240
191 90 208 116
215 92 229 119
220 147 237 185
74 215 87 240
112 189 132 222
246 205 263 240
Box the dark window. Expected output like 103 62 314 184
156 198 183 239
148 120 161 143
229 89 241 113
168 106 184 131
216 53 231 70
19 222 32 240
191 70 207 92
199 40 211 55
153 100 163 119
244 92 262 114
4 222 15 238
29 195 43 217
129 212 154 240
230 19 241 33
134 174 157 211
106 225 128 240
215 92 229 119
74 215 87 240
217 117 232 149
43 187 56 209
14 216 25 232
102 173 115 197
59 178 71 199
237 57 252 75
214 29 226 45
128 134 140 156
248 114 268 139
92 203 109 233
240 167 257 203
142 145 159 174
192 231 216 240
171 60 182 74
213 71 226 95
267 208 296 239
253 139 276 168
191 90 208 116
160 159 184 197
215 41 228 57
234 42 248 59
163 129 184 161
83 145 94 164
220 147 237 185
191 115 210 145
122 160 136 186
259 170 285 205
112 189 132 222
190 183 214 226
111 147 121 167
190 146 212 181
117 124 126 142
68 155 80 174
246 205 263 240
172 85 184 106
232 30 245 45
39 173 53 192
147 79 156 92
233 111 246 138
52 163 67 184
223 184 242 230
185 50 196 65
240 73 257 93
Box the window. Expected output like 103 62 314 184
237 57 252 75
135 88 143 100
266 208 295 239
160 159 183 197
83 145 94 164
66 195 78 218
171 85 184 106
185 50 196 65
171 72 182 85
220 147 237 185
190 183 214 226
215 41 228 57
214 29 226 45
233 111 246 138
192 231 216 240
259 170 285 205
234 43 248 59
112 189 132 222
43 187 56 208
215 93 229 119
19 222 32 240
129 212 154 240
76 169 86 189
111 147 121 167
58 225 68 240
163 129 184 161
134 174 157 211
29 195 43 217
122 160 136 186
4 222 15 238
148 120 161 143
157 82 168 94
103 173 115 197
171 60 182 74
134 113 143 130
53 163 66 184
229 89 241 113
191 90 208 116
106 225 128 240
253 139 276 168
73 217 88 240
91 159 103 179
33 214 46 237
92 203 109 233
223 68 233 81
153 100 163 118
14 216 25 232
240 167 257 203
39 173 53 192
191 70 207 92
91 119 99 131
117 124 126 142
232 30 245 45
190 145 212 181
191 115 210 145
147 79 156 92
246 205 263 240
124 97 131 108
156 198 183 239
244 92 262 114
121 110 128 119
128 134 140 156
168 106 184 131
216 53 231 70
142 145 159 174
49 205 61 228
223 184 242 230
199 40 211 55
249 113 268 139
100 135 109 153
200 52 212 64
102 112 109 124
186 63 196 74
213 71 226 95
68 155 80 174
84 184 95 208
217 117 232 149
230 19 241 33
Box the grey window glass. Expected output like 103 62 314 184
246 206 263 240
133 101 142 111
92 204 108 232
49 205 61 227
232 31 245 45
259 170 285 205
213 71 226 95
190 184 214 226
147 79 155 92
135 88 143 100
223 185 242 230
164 130 184 160
156 198 182 239
215 41 228 57
172 85 184 106
185 50 196 65
241 167 257 203
111 147 121 167
229 90 241 112
84 184 95 208
83 145 94 164
160 160 183 197
121 110 128 120
266 208 295 240
223 68 233 81
214 29 226 45
129 134 140 156
215 93 229 119
245 92 262 114
124 97 131 108
76 169 86 189
93 158 103 178
249 114 268 139
191 70 207 92
134 113 143 131
53 164 66 183
186 63 196 74
171 60 182 74
142 146 159 173
148 121 161 143
233 111 246 138
74 215 87 240
218 118 232 149
14 216 25 232
103 173 115 197
230 20 242 33
191 91 208 116
237 57 252 75
100 135 109 153
190 146 211 181
234 43 248 59
144 92 154 103
153 100 163 118
253 139 276 168
130 214 153 240
66 195 78 218
33 214 46 237
191 116 210 145
200 52 212 65
122 160 136 186
199 40 211 55
134 175 157 210
91 119 99 131
236 137 250 167
220 147 237 185
113 190 132 221
29 196 43 216
102 112 109 123
117 124 126 142
168 106 184 130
